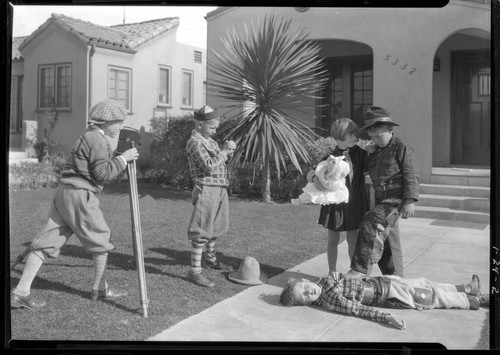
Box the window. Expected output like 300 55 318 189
10 76 23 132
109 66 131 110
38 63 71 110
158 65 171 106
194 50 202 63
182 70 193 107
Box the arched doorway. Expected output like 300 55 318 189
432 29 490 167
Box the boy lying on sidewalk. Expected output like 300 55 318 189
279 272 488 330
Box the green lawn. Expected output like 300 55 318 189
9 182 327 341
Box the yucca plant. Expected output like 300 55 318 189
209 15 328 202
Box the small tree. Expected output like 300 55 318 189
209 15 328 202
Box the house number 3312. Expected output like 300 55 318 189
384 55 416 75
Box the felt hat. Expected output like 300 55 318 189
228 256 268 286
88 99 127 124
194 105 220 121
360 106 400 131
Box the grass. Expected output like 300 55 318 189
8 182 326 341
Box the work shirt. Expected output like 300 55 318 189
364 135 419 201
186 130 229 187
312 272 391 324
60 125 127 193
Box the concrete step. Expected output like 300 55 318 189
420 183 490 198
430 169 490 187
418 194 490 212
414 205 490 224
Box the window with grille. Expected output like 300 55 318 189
108 66 131 110
38 63 71 110
194 50 202 63
158 65 171 106
182 70 193 107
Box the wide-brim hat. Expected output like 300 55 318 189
194 105 220 121
360 106 400 131
88 99 127 124
228 256 268 286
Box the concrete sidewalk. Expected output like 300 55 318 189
148 218 490 349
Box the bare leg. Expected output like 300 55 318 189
346 229 358 262
327 230 342 273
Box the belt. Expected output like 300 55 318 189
361 278 391 306
374 178 403 192
361 280 376 305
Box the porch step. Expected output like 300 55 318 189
420 183 490 198
414 205 490 224
418 193 489 212
429 168 490 187
414 167 490 224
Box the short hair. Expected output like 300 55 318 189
279 278 303 307
330 118 359 141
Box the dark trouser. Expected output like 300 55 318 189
350 189 403 276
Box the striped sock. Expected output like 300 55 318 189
189 242 204 275
205 238 217 262
92 253 108 292
13 250 45 297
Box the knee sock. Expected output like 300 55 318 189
92 253 108 292
205 238 217 262
13 250 45 297
189 242 204 275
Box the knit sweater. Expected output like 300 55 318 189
59 125 127 193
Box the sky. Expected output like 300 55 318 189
11 5 218 48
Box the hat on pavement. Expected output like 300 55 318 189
228 256 268 286
194 105 220 121
88 99 127 124
360 106 400 131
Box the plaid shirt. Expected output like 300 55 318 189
313 272 391 324
186 130 229 187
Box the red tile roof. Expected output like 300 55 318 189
15 13 179 57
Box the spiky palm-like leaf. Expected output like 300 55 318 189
209 15 328 201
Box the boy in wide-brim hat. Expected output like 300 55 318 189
11 99 139 309
185 105 236 287
345 106 419 279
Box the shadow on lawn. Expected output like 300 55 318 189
103 181 192 201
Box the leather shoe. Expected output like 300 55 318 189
478 293 489 308
11 292 46 309
344 269 365 279
465 274 481 296
188 273 215 287
90 286 128 301
204 259 233 271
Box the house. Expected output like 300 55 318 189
10 13 207 161
205 1 491 185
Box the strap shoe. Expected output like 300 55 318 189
188 272 215 287
90 286 128 301
11 292 46 309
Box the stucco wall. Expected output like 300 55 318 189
20 25 89 154
206 3 490 182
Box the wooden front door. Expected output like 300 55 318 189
451 50 490 166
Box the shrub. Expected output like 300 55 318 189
9 161 59 190
147 114 195 189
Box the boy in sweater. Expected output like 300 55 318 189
11 99 138 309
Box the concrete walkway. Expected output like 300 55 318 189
148 217 490 350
